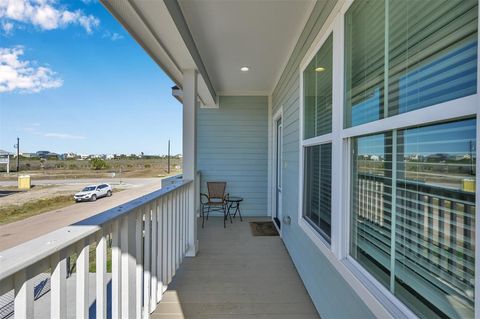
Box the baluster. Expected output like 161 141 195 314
177 189 182 265
180 187 184 260
121 213 136 318
96 230 107 319
135 209 143 319
143 205 152 319
156 197 164 302
50 251 67 319
162 195 169 288
112 219 122 318
172 190 177 275
14 269 33 319
150 201 158 312
167 193 173 284
76 240 90 319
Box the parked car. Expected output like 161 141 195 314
74 184 112 202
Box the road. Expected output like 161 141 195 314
0 181 163 252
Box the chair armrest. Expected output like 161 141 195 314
200 193 209 204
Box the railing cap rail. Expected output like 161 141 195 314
0 179 192 282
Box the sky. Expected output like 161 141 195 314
0 0 182 156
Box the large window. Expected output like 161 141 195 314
345 0 478 128
302 33 333 243
304 143 332 243
304 34 333 139
350 119 476 318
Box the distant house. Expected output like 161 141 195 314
21 152 38 158
36 151 59 159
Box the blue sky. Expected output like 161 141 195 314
0 0 182 155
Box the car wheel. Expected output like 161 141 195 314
91 195 97 202
107 190 112 197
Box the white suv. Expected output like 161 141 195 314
74 184 112 202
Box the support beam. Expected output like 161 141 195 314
183 69 198 257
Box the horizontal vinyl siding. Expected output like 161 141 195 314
272 1 375 318
197 96 268 216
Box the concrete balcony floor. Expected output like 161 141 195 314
152 217 320 319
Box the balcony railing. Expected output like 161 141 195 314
0 179 192 319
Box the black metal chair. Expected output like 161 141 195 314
200 181 230 228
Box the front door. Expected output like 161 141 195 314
274 117 283 229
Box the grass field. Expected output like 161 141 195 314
0 195 74 224
0 157 182 181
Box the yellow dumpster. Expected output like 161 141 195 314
463 179 476 193
18 175 31 190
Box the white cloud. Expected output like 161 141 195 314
102 30 123 41
44 132 86 140
0 0 100 33
0 46 63 93
1 20 13 33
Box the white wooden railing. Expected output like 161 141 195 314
0 179 192 319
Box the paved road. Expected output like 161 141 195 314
0 181 163 252
0 177 158 187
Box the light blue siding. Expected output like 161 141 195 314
197 96 268 216
272 1 375 318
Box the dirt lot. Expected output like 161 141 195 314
0 157 182 181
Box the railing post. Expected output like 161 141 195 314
14 269 33 319
135 209 143 319
121 213 137 318
156 197 164 302
95 231 107 319
150 201 158 312
183 69 198 257
112 219 122 319
76 240 90 319
143 205 152 319
50 251 67 319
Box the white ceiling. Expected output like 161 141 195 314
178 0 315 95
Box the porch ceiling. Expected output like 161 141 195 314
178 0 316 95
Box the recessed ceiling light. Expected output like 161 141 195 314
240 66 250 72
315 67 326 72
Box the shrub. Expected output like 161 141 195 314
90 158 109 170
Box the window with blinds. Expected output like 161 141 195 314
350 118 476 318
304 34 333 139
304 143 332 243
345 0 478 128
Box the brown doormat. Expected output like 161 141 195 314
249 221 279 236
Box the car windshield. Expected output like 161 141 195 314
82 186 96 192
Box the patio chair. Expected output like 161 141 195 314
200 181 230 228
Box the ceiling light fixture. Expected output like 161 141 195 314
240 66 250 72
315 67 326 72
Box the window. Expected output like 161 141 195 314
345 0 478 128
301 33 333 244
304 143 332 243
304 34 333 139
350 119 476 318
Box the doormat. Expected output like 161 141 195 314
249 221 279 236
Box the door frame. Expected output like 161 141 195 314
272 107 283 235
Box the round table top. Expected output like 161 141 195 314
226 196 243 202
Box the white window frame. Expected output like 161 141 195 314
297 0 480 318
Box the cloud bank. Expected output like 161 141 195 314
0 46 63 93
0 0 100 33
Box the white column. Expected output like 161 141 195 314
183 69 198 257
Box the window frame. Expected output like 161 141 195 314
297 0 480 318
299 25 335 249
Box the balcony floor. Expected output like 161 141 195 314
152 217 319 319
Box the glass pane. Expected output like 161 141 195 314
388 0 478 116
351 132 393 287
304 143 332 243
345 0 385 128
304 34 333 139
351 119 476 318
394 119 476 318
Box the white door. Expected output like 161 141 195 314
274 117 283 228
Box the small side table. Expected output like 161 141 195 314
226 197 243 222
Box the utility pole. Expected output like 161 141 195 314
167 140 171 174
14 137 19 172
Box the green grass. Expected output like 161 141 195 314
0 195 75 225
